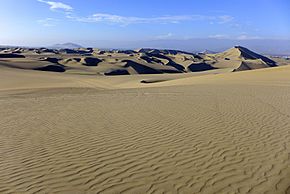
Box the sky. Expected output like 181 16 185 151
0 0 289 52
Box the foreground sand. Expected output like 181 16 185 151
0 66 290 193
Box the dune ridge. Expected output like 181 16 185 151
1 46 287 76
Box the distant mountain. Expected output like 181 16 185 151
49 43 83 49
78 39 290 56
135 48 193 55
198 49 217 54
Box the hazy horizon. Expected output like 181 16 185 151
1 0 289 54
2 38 290 56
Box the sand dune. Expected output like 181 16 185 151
1 46 287 76
210 46 277 71
0 53 25 58
0 61 290 193
187 62 216 72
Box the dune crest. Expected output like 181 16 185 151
0 46 286 76
211 46 277 71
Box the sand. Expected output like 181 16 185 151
1 46 285 77
0 60 290 193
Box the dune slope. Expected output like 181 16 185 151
1 46 288 77
0 66 290 193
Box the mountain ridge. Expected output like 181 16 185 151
49 43 83 49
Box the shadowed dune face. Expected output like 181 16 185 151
163 60 185 72
81 57 102 66
123 60 162 74
0 46 288 77
34 65 66 72
104 69 129 76
0 53 25 58
211 46 277 72
140 79 167 83
187 63 216 72
40 57 60 64
235 46 276 66
140 54 161 63
147 53 185 72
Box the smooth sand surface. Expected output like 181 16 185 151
0 65 290 193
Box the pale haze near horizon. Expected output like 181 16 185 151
0 0 289 54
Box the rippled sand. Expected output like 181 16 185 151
0 66 290 193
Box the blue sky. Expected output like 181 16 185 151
0 0 289 48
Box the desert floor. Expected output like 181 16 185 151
0 66 290 193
